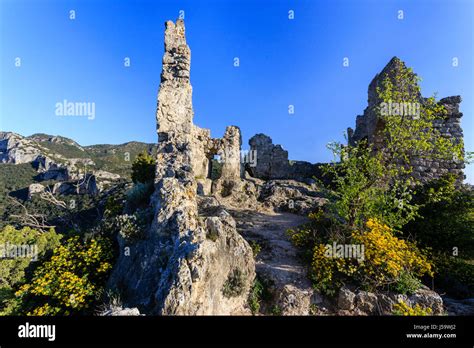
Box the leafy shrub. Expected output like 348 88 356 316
210 159 222 180
104 196 123 218
222 269 245 298
131 152 155 184
353 219 433 287
271 305 282 316
0 226 61 315
392 300 433 316
248 278 264 314
310 219 433 295
15 236 113 315
391 271 422 295
433 255 474 298
250 241 262 257
402 175 474 297
404 175 474 258
247 276 271 314
126 182 154 213
116 214 142 241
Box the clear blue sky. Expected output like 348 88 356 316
1 0 473 182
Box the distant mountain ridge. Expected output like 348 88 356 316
0 131 157 179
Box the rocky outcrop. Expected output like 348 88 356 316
335 286 444 315
51 174 98 195
259 179 326 215
99 306 141 316
108 19 255 315
0 132 42 164
442 297 474 316
27 183 45 199
347 57 465 183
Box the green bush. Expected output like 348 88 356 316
15 236 114 315
131 152 155 184
116 214 143 241
391 271 422 295
392 300 433 316
250 241 262 257
404 175 474 258
104 196 123 218
247 276 271 314
0 226 62 315
433 255 474 298
126 182 154 213
222 269 245 298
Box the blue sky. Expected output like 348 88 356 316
1 0 473 182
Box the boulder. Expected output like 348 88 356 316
27 183 45 199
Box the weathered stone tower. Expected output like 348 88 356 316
348 57 465 183
108 19 255 315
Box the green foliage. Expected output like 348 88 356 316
309 219 432 296
131 152 156 184
433 255 474 298
222 269 245 298
401 175 474 297
247 276 272 314
0 226 61 315
210 159 222 180
321 61 462 233
126 182 154 213
248 278 263 314
392 300 433 316
104 196 123 218
391 271 422 295
15 236 114 315
404 175 474 258
115 209 153 242
376 65 463 172
270 305 282 316
250 241 262 257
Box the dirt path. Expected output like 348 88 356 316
227 208 318 314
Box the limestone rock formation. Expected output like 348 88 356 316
27 183 45 199
348 57 465 183
259 179 326 215
0 132 42 164
336 286 444 315
108 19 255 315
51 174 99 195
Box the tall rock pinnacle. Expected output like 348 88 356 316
108 19 255 315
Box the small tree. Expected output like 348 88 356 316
131 152 156 184
323 59 464 232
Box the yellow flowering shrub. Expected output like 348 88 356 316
353 219 433 287
15 236 113 315
311 218 433 295
392 300 433 316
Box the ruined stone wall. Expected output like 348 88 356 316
348 57 465 183
247 133 321 181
